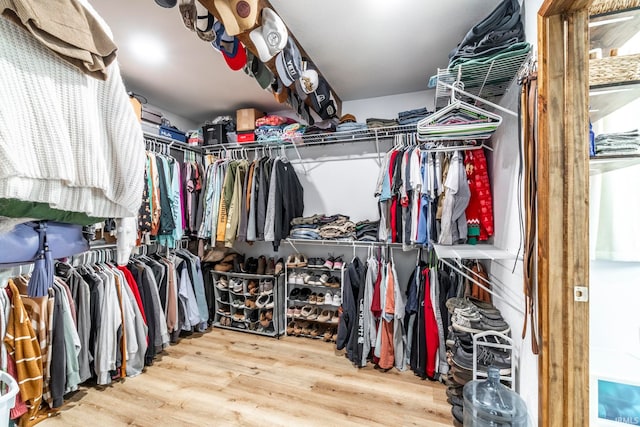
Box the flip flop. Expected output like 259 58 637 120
179 0 197 31
195 2 216 42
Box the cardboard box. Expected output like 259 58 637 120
236 108 264 131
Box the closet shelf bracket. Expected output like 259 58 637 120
438 81 518 118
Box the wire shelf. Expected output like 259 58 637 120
202 123 419 152
431 45 532 109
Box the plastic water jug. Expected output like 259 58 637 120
463 366 529 426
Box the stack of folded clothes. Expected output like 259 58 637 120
355 220 379 242
397 107 432 126
366 117 399 129
336 114 367 133
289 214 323 240
594 129 640 156
448 0 529 70
254 114 297 143
289 214 357 241
319 215 356 240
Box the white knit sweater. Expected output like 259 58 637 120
0 16 145 219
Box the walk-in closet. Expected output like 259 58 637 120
0 0 636 426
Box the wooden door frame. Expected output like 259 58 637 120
537 0 591 425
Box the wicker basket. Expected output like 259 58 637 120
589 0 640 16
589 54 640 86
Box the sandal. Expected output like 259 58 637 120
178 0 197 31
300 304 314 318
194 1 216 41
296 253 308 267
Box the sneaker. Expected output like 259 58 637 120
324 292 333 305
325 276 341 288
295 274 305 285
256 294 273 309
307 275 321 286
332 256 344 270
323 256 334 269
216 276 229 290
260 280 273 295
452 313 510 334
230 278 244 293
332 294 342 307
452 345 512 375
288 272 298 284
451 404 463 424
319 273 330 284
316 293 324 305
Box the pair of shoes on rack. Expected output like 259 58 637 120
450 344 512 375
219 316 232 327
259 310 273 328
256 294 274 309
216 276 229 290
259 279 273 295
286 253 308 268
323 254 344 270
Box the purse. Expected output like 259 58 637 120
0 221 89 266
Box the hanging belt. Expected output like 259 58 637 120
521 72 539 355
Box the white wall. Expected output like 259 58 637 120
486 79 539 426
237 90 437 288
145 102 200 133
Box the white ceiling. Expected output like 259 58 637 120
90 0 501 124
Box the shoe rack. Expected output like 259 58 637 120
284 254 345 341
212 271 285 337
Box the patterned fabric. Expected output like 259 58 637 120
5 280 43 423
137 166 152 239
464 149 494 241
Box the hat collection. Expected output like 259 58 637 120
156 0 337 122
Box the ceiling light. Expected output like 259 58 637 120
588 16 634 28
129 34 167 65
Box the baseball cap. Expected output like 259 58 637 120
212 20 247 70
271 78 289 103
213 0 259 36
294 66 319 100
309 76 337 120
275 39 302 87
155 0 176 8
249 8 288 62
244 50 274 89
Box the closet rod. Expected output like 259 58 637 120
143 132 203 154
438 81 518 118
438 257 524 315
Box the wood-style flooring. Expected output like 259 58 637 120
39 328 453 426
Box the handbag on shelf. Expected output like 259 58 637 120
0 221 90 267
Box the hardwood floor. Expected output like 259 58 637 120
39 329 453 426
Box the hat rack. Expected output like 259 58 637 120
197 0 343 118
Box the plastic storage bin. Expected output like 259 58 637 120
463 366 529 426
0 371 18 427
